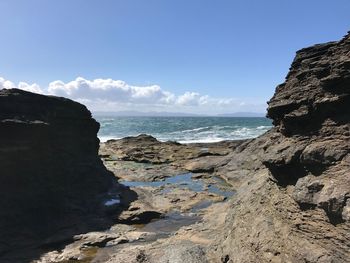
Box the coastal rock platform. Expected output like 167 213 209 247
36 135 239 262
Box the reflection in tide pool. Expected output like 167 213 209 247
120 173 234 199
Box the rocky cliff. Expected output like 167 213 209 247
213 33 350 262
0 89 128 262
265 32 350 223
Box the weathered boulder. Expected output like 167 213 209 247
0 89 128 262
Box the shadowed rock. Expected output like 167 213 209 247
0 89 135 263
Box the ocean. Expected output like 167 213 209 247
95 116 272 143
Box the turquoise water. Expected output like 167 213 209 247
95 116 272 143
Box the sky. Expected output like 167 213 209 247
0 0 349 114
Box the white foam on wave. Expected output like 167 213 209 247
179 137 226 144
98 124 272 144
168 126 211 134
97 118 116 123
100 122 114 127
256 125 273 130
178 126 272 143
99 136 122 142
230 126 270 139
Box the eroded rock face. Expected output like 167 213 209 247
264 32 350 224
214 32 350 262
0 89 125 262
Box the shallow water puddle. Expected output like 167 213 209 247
120 172 235 199
138 211 201 234
89 173 235 262
118 173 234 235
120 173 233 238
89 212 201 262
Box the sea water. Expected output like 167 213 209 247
95 116 272 143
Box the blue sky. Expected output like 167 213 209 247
0 0 349 113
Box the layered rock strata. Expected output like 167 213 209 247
214 32 350 262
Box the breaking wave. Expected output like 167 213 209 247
96 116 272 143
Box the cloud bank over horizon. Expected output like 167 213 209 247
0 76 267 114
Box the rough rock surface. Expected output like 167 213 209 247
213 32 350 262
35 135 237 263
0 89 130 263
100 134 242 181
265 32 350 223
102 134 237 164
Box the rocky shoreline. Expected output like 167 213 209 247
0 89 243 263
36 135 242 262
1 32 350 262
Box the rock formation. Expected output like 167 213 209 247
100 134 241 181
1 31 350 263
0 89 129 262
265 32 350 223
213 32 350 262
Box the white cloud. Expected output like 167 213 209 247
0 77 15 89
0 77 43 93
0 76 266 114
177 92 201 106
47 77 175 105
18 82 43 94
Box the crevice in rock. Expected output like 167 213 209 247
320 197 348 226
278 94 350 137
298 203 317 211
306 182 324 193
304 164 328 177
321 75 350 94
221 254 230 263
324 210 345 226
263 163 308 187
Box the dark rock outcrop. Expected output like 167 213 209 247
0 89 130 262
214 32 350 262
